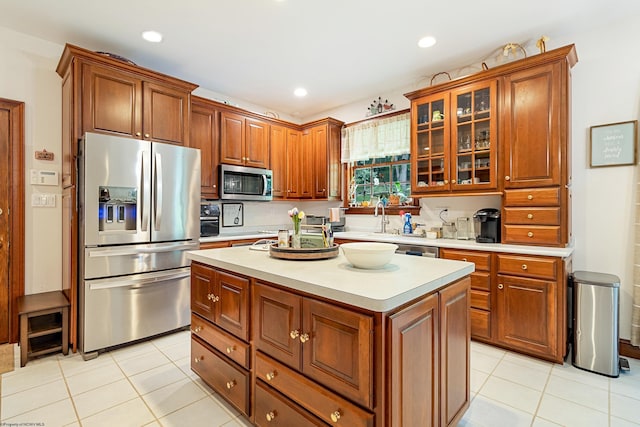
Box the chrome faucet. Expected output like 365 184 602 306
374 201 389 233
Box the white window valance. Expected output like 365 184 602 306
341 112 410 164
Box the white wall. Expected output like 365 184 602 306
0 27 64 294
2 14 640 339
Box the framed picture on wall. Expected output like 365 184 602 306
590 120 638 167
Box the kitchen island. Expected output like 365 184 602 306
187 246 474 427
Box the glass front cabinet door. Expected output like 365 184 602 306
450 80 498 191
411 93 450 194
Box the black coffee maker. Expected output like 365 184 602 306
473 208 501 243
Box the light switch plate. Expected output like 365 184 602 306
31 193 56 207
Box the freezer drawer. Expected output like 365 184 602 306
80 267 191 355
84 241 198 279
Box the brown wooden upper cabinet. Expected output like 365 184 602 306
56 43 197 188
190 96 220 199
408 80 498 195
271 118 343 200
220 111 270 169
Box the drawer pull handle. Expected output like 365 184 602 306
226 345 235 354
226 380 236 389
527 194 533 200
190 326 202 333
289 330 300 339
527 232 533 238
265 371 277 381
266 411 277 422
505 175 510 181
331 410 342 422
193 355 203 363
522 264 528 270
527 213 533 219
299 333 310 343
213 295 220 302
498 283 504 290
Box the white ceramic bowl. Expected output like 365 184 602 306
340 242 398 269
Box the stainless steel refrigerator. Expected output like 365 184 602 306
78 132 200 358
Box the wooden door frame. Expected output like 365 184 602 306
1 98 25 344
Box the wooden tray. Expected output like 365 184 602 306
269 243 339 261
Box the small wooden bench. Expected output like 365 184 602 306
17 291 69 367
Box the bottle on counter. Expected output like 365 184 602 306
403 213 413 234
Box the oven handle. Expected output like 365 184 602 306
88 242 199 258
88 268 191 290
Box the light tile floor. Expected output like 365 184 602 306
1 330 639 426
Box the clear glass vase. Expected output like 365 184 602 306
291 227 301 249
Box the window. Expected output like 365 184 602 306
350 155 410 206
342 111 415 210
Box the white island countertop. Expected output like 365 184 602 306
187 246 475 312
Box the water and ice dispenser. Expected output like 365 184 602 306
98 186 137 232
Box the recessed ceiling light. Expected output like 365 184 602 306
142 30 163 43
294 87 308 97
418 36 437 48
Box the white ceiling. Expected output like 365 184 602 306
1 0 638 120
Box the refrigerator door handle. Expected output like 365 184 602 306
88 268 191 290
154 152 163 231
88 242 199 258
140 151 150 232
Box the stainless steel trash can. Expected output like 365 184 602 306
572 270 621 377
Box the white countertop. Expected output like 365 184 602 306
201 231 574 258
333 231 574 258
187 246 475 312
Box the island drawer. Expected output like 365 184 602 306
255 381 327 427
440 249 491 271
471 272 491 291
191 336 250 415
470 309 491 339
502 225 561 246
256 352 374 427
503 207 561 225
470 290 490 310
503 187 560 207
497 254 559 280
191 313 250 368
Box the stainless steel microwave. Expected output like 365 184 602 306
220 164 273 201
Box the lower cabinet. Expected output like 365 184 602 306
191 335 250 414
190 261 471 426
441 249 569 363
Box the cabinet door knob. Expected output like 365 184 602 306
190 325 202 333
527 194 533 200
144 133 150 138
265 371 277 381
444 180 449 184
462 258 467 262
299 333 310 343
226 345 235 354
289 330 300 339
527 213 533 219
331 410 342 422
226 380 236 389
136 132 142 137
527 232 533 238
193 355 203 363
266 411 277 422
211 295 220 302
498 283 504 290
505 175 510 181
521 264 528 270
